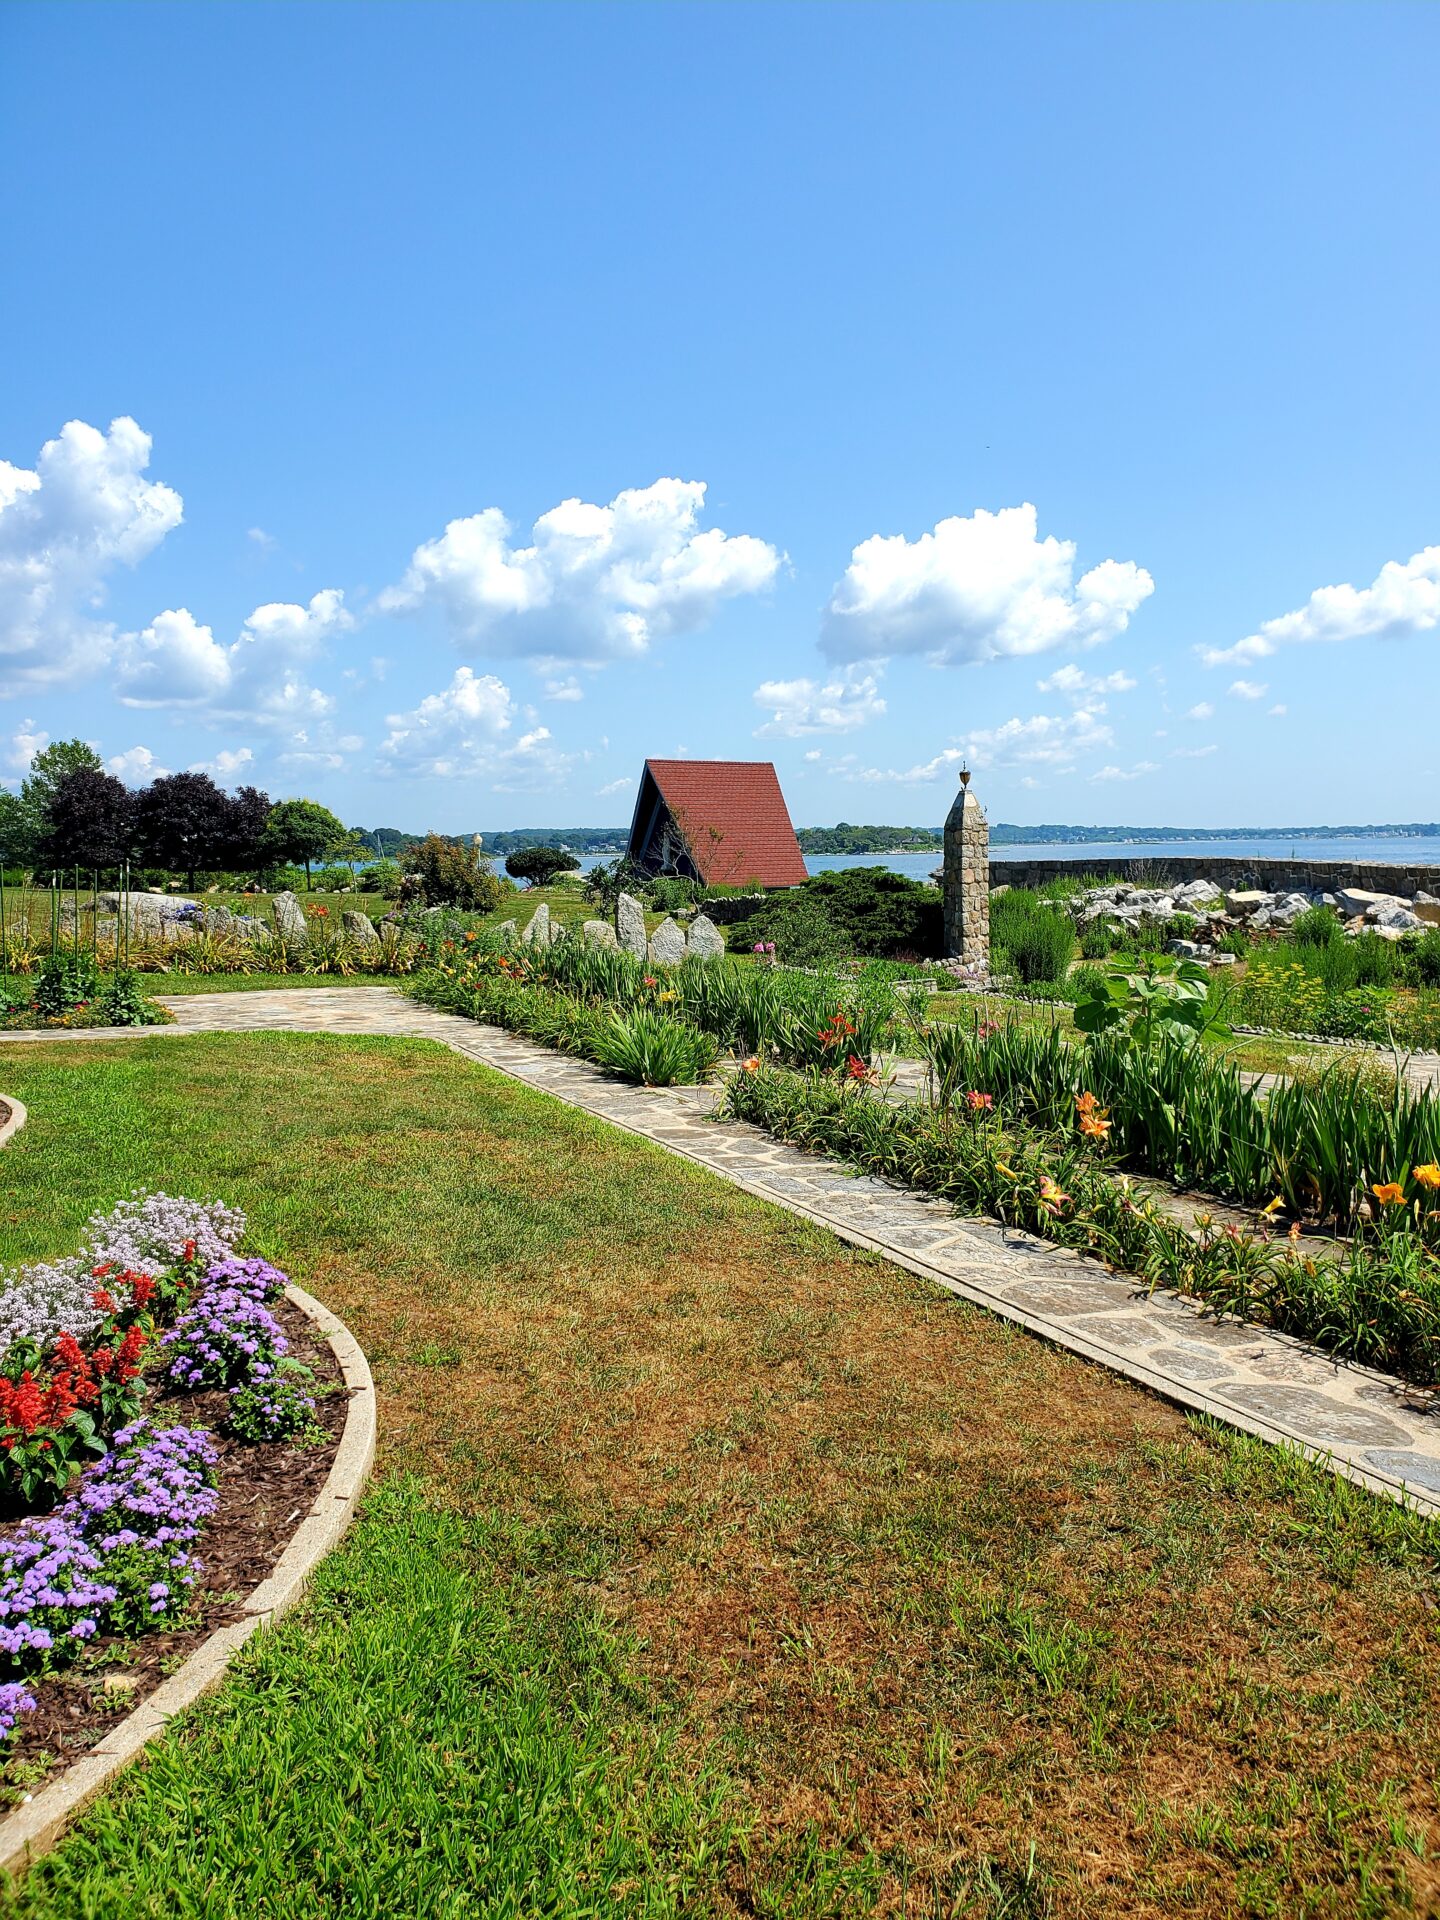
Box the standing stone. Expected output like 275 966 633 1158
648 916 687 966
342 910 379 945
686 912 725 960
272 890 307 940
493 919 518 945
582 919 619 951
942 771 990 970
521 903 552 946
197 905 236 936
616 891 647 958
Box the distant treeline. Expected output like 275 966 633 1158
359 826 629 858
987 822 1440 845
795 824 943 854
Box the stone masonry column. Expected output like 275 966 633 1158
942 770 990 971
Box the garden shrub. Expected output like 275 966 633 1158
728 867 941 963
411 833 510 912
989 890 1075 985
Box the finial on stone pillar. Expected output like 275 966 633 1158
942 767 990 975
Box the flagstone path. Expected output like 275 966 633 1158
6 986 1440 1515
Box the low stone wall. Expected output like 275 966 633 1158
989 855 1440 900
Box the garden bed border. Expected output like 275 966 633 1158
0 1281 375 1882
0 1099 25 1151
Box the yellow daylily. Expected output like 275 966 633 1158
1414 1163 1440 1192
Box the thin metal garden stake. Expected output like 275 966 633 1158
51 872 58 956
0 857 6 983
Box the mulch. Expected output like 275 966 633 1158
0 1295 349 1798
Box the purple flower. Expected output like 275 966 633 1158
0 1424 217 1677
0 1682 35 1739
162 1284 286 1391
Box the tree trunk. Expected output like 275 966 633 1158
304 857 312 890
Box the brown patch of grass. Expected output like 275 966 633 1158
5 1032 1440 1915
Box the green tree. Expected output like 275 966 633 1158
262 799 348 889
505 845 580 886
0 791 39 870
17 738 103 859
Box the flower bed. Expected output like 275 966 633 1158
0 1195 346 1798
724 1065 1440 1385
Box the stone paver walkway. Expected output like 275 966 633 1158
6 987 1440 1515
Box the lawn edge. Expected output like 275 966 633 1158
0 1282 376 1882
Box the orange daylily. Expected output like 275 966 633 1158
741 1056 761 1073
1371 1181 1406 1206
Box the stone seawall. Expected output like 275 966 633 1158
989 855 1440 898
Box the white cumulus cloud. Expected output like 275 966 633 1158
752 670 885 738
597 775 634 797
106 745 170 782
379 478 782 663
115 589 354 725
378 666 573 790
822 503 1153 666
5 721 49 780
1186 701 1214 721
0 417 183 695
1090 761 1159 782
1035 664 1137 699
1201 544 1440 668
1228 678 1267 701
831 707 1113 784
1171 743 1218 760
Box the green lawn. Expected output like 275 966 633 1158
1 1035 1439 1916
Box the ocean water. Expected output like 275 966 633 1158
806 837 1440 880
567 837 1440 885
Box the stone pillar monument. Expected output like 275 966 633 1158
942 769 990 972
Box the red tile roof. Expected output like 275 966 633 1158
635 759 809 887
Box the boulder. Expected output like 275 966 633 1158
648 916 687 966
1374 903 1422 932
581 918 619 952
1166 938 1200 959
1210 951 1238 966
1413 901 1440 927
1336 887 1405 919
272 890 307 940
196 905 235 936
342 910 379 945
493 919 518 945
1225 890 1273 916
521 903 552 946
687 912 725 960
616 891 648 959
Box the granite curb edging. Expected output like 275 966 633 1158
0 1282 377 1881
0 1099 25 1150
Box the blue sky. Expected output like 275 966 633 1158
1 0 1436 833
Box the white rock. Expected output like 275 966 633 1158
581 919 619 951
272 891 307 940
648 916 687 966
616 892 648 958
521 903 552 945
1374 904 1422 931
687 913 725 960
